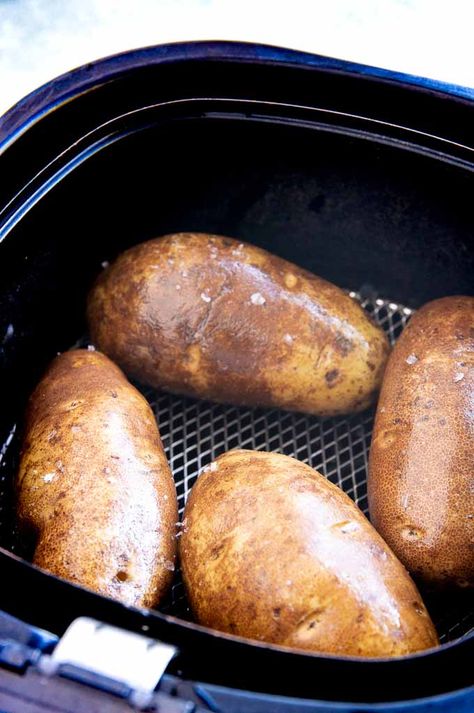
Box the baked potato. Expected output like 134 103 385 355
368 296 474 588
17 349 178 607
180 449 438 656
88 233 389 416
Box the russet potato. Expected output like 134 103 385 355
369 296 474 588
180 450 438 657
88 233 389 416
17 349 178 607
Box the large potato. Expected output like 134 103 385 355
88 233 389 416
368 296 474 588
180 450 438 657
17 349 178 607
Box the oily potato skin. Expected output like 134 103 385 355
368 296 474 588
180 450 438 657
17 349 178 607
88 233 389 416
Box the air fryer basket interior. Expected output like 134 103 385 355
0 79 473 702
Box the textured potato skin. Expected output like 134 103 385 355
180 450 438 657
88 233 389 416
368 296 474 588
17 349 178 607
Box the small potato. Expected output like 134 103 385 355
368 296 474 588
17 349 178 607
180 450 438 657
88 233 389 416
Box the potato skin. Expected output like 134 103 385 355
180 450 438 657
368 296 474 588
88 233 389 416
17 349 178 607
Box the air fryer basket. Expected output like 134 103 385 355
0 43 473 703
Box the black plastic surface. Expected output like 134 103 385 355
0 43 472 706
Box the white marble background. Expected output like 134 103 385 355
0 0 473 116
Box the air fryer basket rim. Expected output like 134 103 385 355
0 41 472 703
1 39 474 150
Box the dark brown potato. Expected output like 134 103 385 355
17 349 178 607
88 233 389 416
369 296 474 588
180 450 439 657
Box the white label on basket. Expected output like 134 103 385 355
50 617 176 692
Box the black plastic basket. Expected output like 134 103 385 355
0 42 472 711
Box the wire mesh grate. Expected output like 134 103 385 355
0 291 472 644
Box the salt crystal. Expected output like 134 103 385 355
168 258 174 265
202 462 218 474
181 270 188 277
164 560 175 572
87 344 96 351
340 521 358 534
406 354 418 365
402 494 410 510
283 334 293 345
176 284 181 290
454 372 465 382
101 261 109 269
43 473 55 483
250 292 266 306
201 292 211 303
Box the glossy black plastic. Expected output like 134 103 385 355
0 42 472 708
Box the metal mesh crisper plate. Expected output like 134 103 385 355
0 292 473 646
